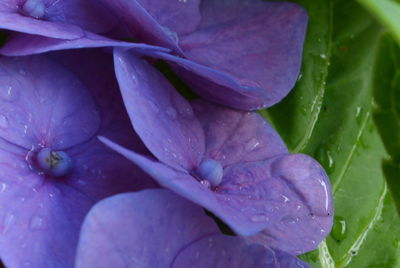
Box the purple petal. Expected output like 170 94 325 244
76 189 219 268
100 138 331 240
100 0 201 52
192 100 288 167
231 154 333 255
180 0 307 110
0 55 101 150
43 0 118 34
173 234 310 268
0 148 93 267
0 0 117 38
135 0 201 35
142 1 307 110
101 137 332 245
113 49 205 171
0 10 84 39
0 51 156 267
0 31 169 56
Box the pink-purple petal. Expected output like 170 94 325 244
75 189 219 268
113 49 205 171
192 100 288 167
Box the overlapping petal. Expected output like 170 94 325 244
0 31 169 56
100 0 201 52
1 0 308 111
105 50 333 252
76 189 309 268
175 0 308 110
101 0 307 110
0 51 155 267
114 49 205 171
173 235 310 268
0 0 116 38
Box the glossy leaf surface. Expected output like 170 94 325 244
262 0 400 267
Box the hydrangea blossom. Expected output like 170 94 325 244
76 189 311 268
0 0 307 110
100 49 333 255
0 50 156 267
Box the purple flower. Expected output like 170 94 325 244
0 0 116 37
75 189 311 268
100 49 333 255
0 50 155 267
0 0 308 110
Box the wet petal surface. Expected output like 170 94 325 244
192 100 288 167
0 51 155 267
113 50 205 171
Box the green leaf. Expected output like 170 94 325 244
372 34 400 215
261 0 400 267
357 0 400 46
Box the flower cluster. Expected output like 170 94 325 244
0 0 333 267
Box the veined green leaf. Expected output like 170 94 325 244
372 34 400 215
262 0 400 267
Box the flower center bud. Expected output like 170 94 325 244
36 148 72 177
21 0 46 19
195 159 223 187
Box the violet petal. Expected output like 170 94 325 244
0 0 117 37
100 0 201 52
75 189 219 268
101 137 332 244
224 154 333 254
0 51 155 267
173 234 310 268
192 100 288 167
0 31 169 56
177 0 308 110
113 49 205 171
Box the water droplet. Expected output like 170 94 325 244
251 214 268 222
280 194 290 203
331 216 347 242
245 138 260 152
166 107 177 118
21 0 46 19
297 73 303 82
315 146 335 174
0 115 8 128
320 54 327 59
29 216 44 230
2 213 15 234
1 86 18 101
355 106 363 125
148 101 160 113
19 69 26 76
0 182 7 193
200 180 211 188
